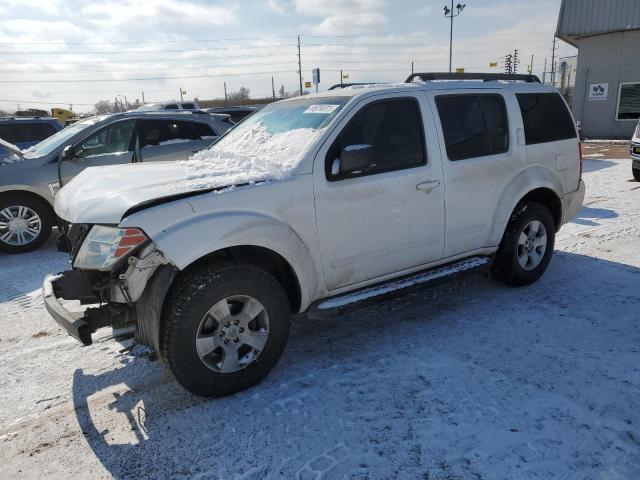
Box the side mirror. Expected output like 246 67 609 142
338 144 373 176
60 145 75 162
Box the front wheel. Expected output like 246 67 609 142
0 194 53 253
160 263 290 397
492 201 556 286
633 167 640 182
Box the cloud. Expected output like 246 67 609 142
81 0 236 28
295 0 388 34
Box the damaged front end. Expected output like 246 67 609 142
42 223 176 348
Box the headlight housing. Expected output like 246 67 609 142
74 226 147 270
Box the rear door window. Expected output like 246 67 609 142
435 94 509 161
22 123 57 142
139 120 199 147
191 122 217 138
0 124 20 143
181 103 195 109
0 122 57 144
516 93 577 144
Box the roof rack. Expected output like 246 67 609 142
328 82 382 90
406 72 541 83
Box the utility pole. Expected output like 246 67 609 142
223 82 228 107
504 54 513 74
141 91 145 103
411 61 414 75
297 35 303 96
528 54 534 74
550 35 557 86
340 69 343 87
542 57 548 84
179 87 184 102
443 2 466 73
271 77 276 100
513 49 519 74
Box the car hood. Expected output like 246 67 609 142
55 162 211 224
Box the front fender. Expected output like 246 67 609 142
123 205 321 311
488 166 563 246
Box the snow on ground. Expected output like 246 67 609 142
0 146 639 479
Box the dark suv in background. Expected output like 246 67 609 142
0 117 63 160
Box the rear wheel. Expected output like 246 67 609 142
0 194 53 253
160 262 290 397
492 201 555 286
633 167 640 182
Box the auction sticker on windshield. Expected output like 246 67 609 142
304 104 340 114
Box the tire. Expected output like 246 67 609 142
633 167 640 182
160 262 291 397
492 201 556 286
0 194 53 254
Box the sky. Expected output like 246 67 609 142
0 0 576 113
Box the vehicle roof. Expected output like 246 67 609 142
291 80 559 102
0 116 62 123
99 110 223 121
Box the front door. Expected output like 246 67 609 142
313 94 445 291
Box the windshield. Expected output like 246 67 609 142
173 96 350 191
24 117 104 157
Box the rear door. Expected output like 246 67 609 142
313 93 445 290
137 119 202 162
515 92 580 193
430 90 526 256
60 119 136 183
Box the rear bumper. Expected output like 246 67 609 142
562 179 586 225
42 271 130 346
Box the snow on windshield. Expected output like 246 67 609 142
167 97 348 192
170 122 322 191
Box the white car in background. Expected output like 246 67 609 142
630 120 640 181
136 100 201 111
44 73 585 398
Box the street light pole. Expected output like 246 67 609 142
443 2 466 73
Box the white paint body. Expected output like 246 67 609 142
55 81 585 312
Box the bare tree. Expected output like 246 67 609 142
93 99 115 115
227 87 250 100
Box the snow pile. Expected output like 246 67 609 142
169 122 322 191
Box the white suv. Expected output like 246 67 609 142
631 120 640 181
44 73 585 397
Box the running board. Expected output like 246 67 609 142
307 256 491 319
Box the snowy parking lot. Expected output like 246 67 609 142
0 143 639 479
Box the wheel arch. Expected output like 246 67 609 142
489 167 564 246
178 245 303 313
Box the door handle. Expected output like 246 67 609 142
416 180 441 192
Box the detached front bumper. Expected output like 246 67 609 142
42 271 130 346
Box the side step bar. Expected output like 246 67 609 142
307 256 491 319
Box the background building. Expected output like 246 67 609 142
556 0 640 139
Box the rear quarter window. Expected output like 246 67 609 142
516 93 577 144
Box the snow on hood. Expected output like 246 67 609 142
55 122 322 224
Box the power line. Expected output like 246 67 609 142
0 70 297 83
